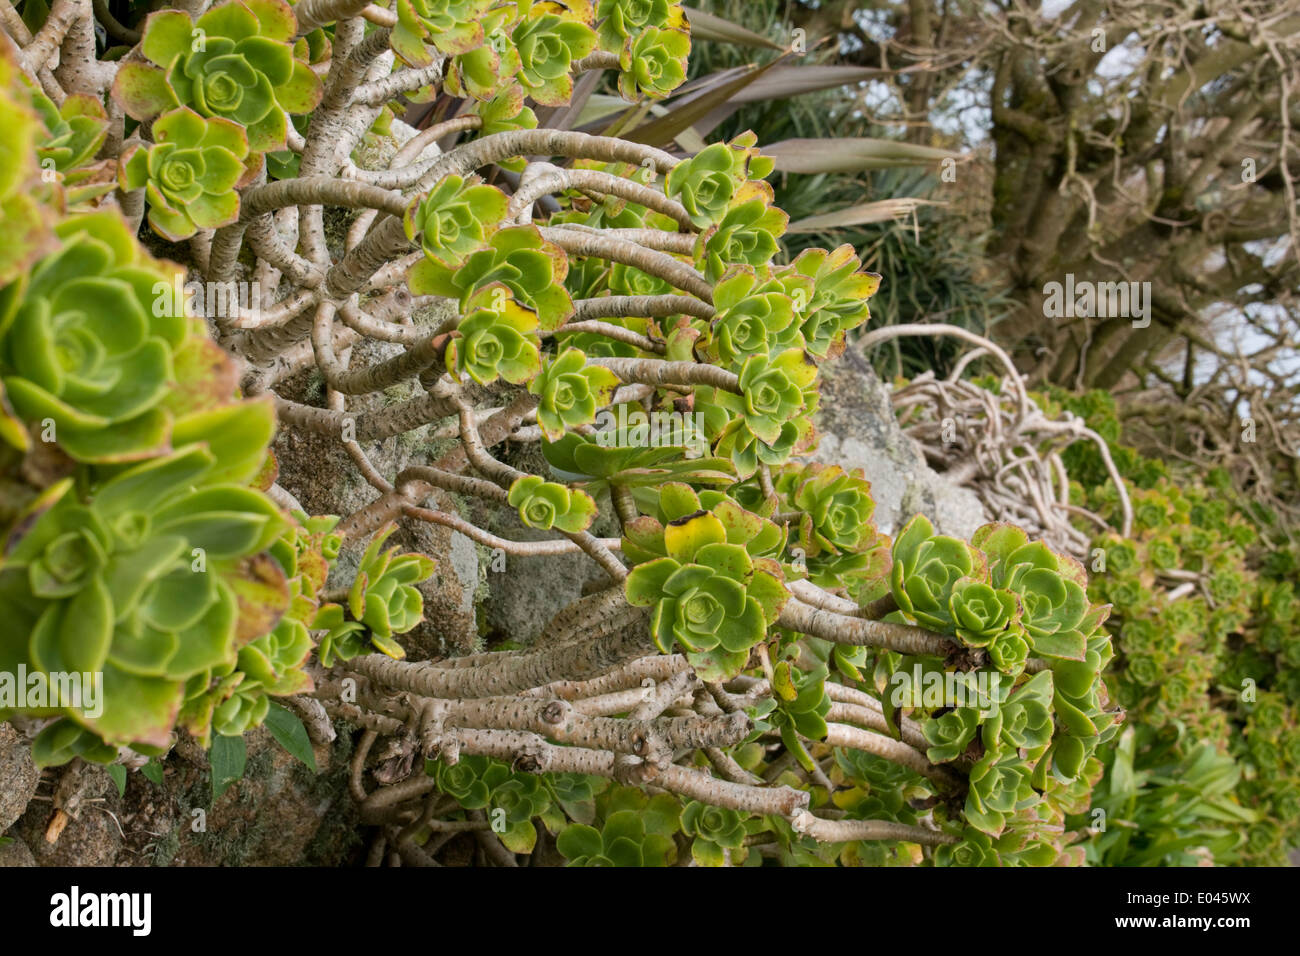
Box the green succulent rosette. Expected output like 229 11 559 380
119 107 249 240
608 260 675 297
620 483 786 565
472 85 538 171
704 265 800 366
933 827 999 867
444 5 523 101
506 474 598 533
409 225 574 331
0 51 54 294
445 285 542 386
529 347 620 441
557 788 681 866
982 670 1055 762
696 348 818 478
193 614 313 739
965 751 1037 836
697 198 787 282
784 244 881 360
392 0 493 66
922 706 980 764
664 141 748 228
0 212 189 462
0 442 286 758
680 799 746 866
404 174 508 269
889 514 982 632
625 508 786 680
616 23 689 101
946 579 1021 649
972 523 1102 662
428 754 554 853
764 659 832 773
786 463 877 557
732 348 818 446
596 0 683 49
31 90 109 187
112 0 322 152
511 2 598 106
348 524 436 658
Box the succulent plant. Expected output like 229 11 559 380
31 91 109 183
113 0 322 152
697 199 788 282
703 266 800 366
763 659 832 772
965 751 1036 836
946 579 1020 649
410 225 574 331
0 212 189 462
616 24 690 101
784 463 877 558
703 387 816 479
444 5 523 101
922 707 980 764
890 515 981 633
430 753 495 808
620 483 786 565
119 107 250 240
664 142 748 228
972 524 1096 661
529 347 621 441
933 827 999 867
983 670 1054 760
542 410 734 490
507 475 598 533
391 0 493 67
608 260 676 297
511 3 598 106
0 54 51 290
986 628 1031 676
445 285 542 386
348 524 436 658
625 508 786 679
557 788 681 866
0 441 285 757
311 603 369 669
738 349 819 444
596 0 683 49
680 799 746 866
404 175 508 269
784 245 881 359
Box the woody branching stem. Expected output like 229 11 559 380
12 0 1136 867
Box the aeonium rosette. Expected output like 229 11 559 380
625 507 786 680
444 284 542 387
404 175 509 270
410 224 575 332
113 0 322 152
0 212 189 462
529 347 621 441
889 514 984 633
703 266 800 367
507 475 599 534
0 440 286 762
119 107 251 240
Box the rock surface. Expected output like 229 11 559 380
0 835 36 866
0 723 38 834
812 347 988 540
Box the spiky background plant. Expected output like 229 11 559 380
0 0 1150 869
